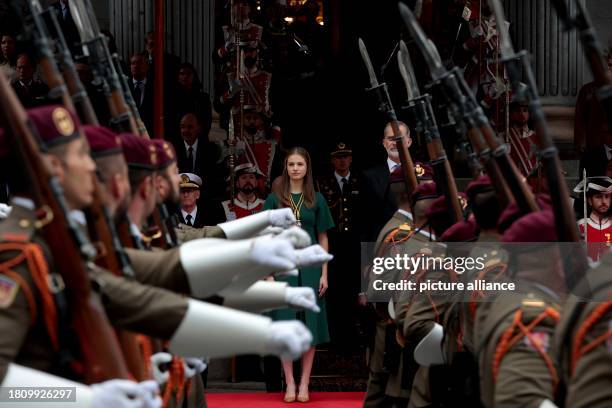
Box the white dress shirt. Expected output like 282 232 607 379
334 171 350 192
181 207 198 225
387 158 400 173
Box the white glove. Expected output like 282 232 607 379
265 321 312 361
268 208 297 228
294 245 333 267
285 287 320 312
91 379 161 408
251 237 297 272
276 226 311 248
258 226 285 237
275 268 299 278
183 357 208 379
0 203 10 219
150 352 172 385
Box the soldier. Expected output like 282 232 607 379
475 210 563 408
317 142 362 348
177 173 206 229
222 161 266 221
554 244 612 408
0 106 315 401
363 169 437 408
574 176 612 262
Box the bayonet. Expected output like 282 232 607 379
358 38 380 89
398 40 421 101
398 3 446 81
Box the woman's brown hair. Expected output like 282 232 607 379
277 147 316 208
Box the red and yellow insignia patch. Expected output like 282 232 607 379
0 275 19 309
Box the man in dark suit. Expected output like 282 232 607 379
174 112 225 199
11 54 49 108
128 53 154 135
360 121 412 243
52 0 81 57
177 173 206 228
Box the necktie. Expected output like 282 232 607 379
134 81 143 107
187 146 194 172
186 214 193 226
340 177 348 193
62 5 67 19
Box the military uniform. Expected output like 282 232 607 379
0 203 189 382
363 210 415 408
554 251 612 408
317 142 362 347
474 211 563 408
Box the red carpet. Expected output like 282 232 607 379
207 392 365 407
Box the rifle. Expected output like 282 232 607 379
399 3 533 213
68 0 139 134
550 0 612 142
39 4 98 126
23 0 149 380
488 0 589 292
397 40 463 222
0 68 130 383
359 38 418 194
11 0 73 111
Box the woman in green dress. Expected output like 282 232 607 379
263 147 334 403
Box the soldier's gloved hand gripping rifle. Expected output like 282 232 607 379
0 70 131 383
488 0 589 294
551 0 612 136
397 40 463 222
399 2 538 214
359 38 418 194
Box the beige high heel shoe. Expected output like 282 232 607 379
297 384 309 403
284 383 296 403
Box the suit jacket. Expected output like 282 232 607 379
11 79 49 108
360 163 397 242
174 138 226 202
128 77 155 136
52 1 81 57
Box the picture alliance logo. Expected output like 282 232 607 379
371 254 487 275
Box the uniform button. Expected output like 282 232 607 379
344 227 348 231
343 198 347 202
344 208 348 211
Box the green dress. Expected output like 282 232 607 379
263 191 335 345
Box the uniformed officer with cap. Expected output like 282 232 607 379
317 141 362 348
178 173 205 228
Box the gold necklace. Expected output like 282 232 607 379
289 193 305 227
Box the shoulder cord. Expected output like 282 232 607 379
492 306 561 394
571 300 612 375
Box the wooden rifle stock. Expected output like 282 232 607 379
0 71 130 383
389 119 418 194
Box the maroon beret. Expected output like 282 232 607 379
151 139 176 170
501 210 557 242
390 163 434 185
466 175 493 199
389 166 404 184
83 125 123 158
27 105 81 148
411 181 439 204
497 194 552 233
439 216 479 242
414 161 434 181
426 193 468 219
119 133 158 170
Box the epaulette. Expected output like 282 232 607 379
0 214 36 244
